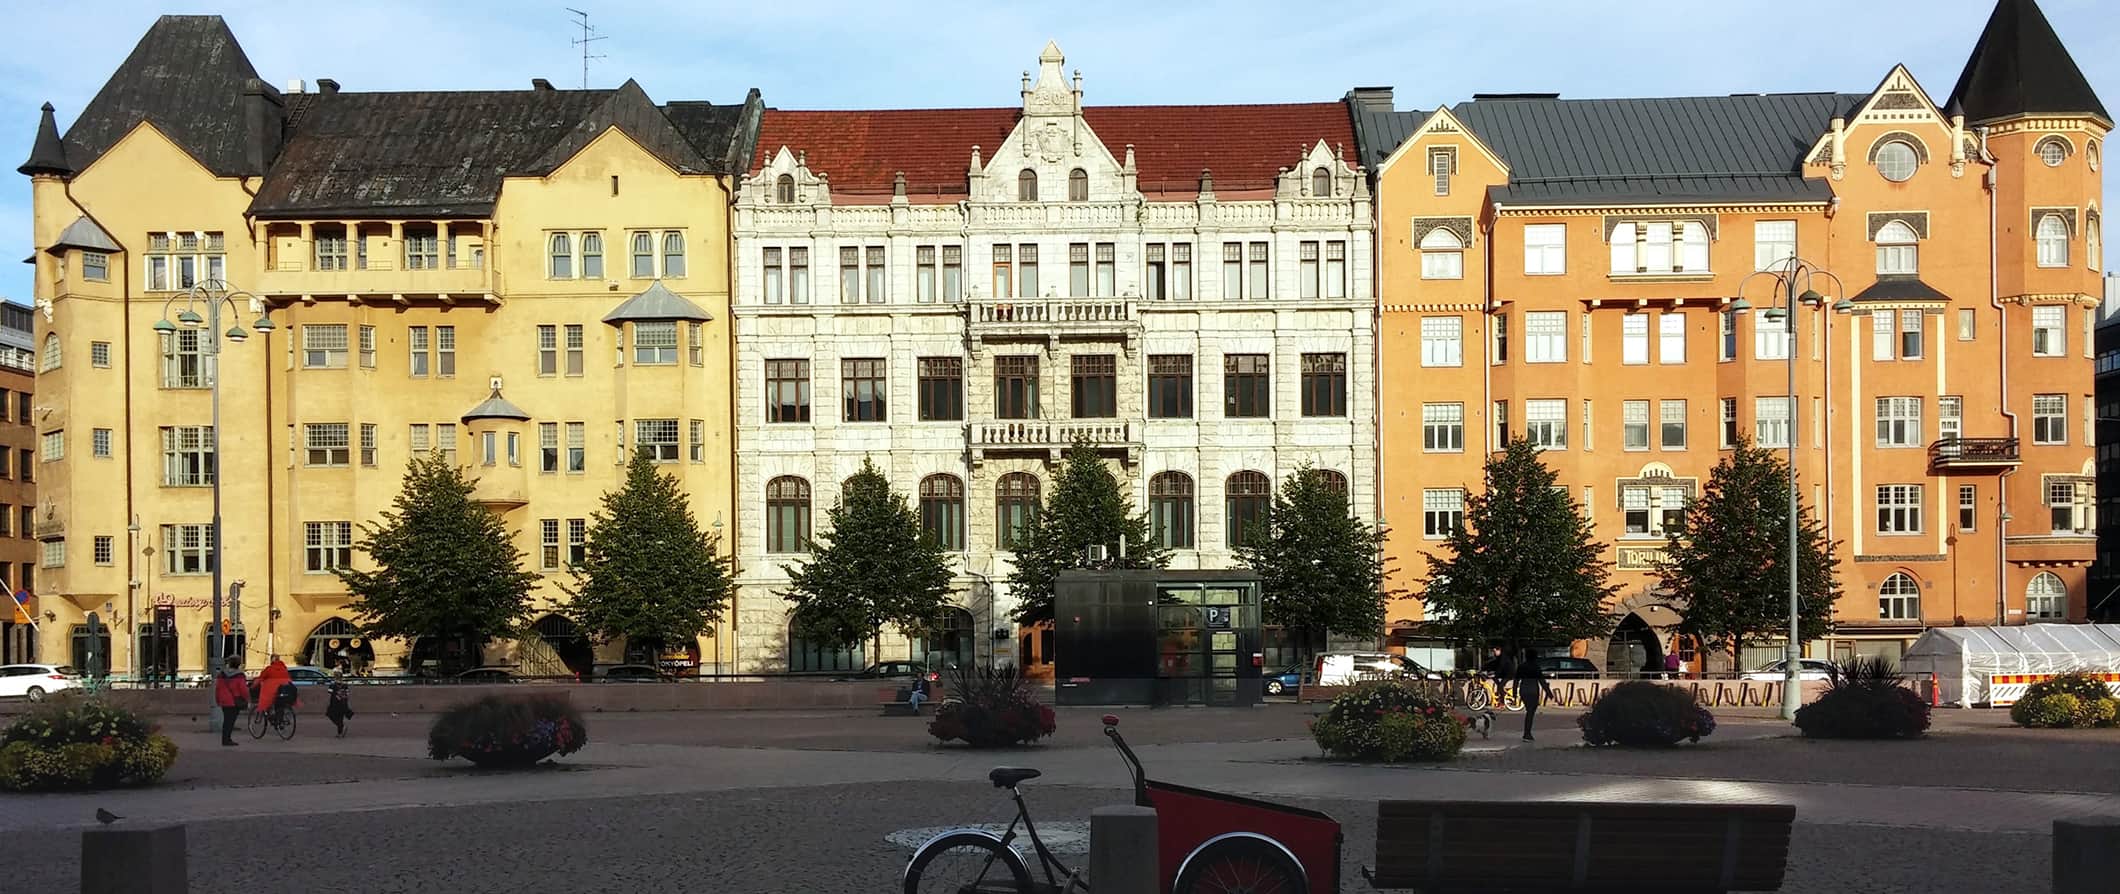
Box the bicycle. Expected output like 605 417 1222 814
249 690 297 741
904 716 1312 894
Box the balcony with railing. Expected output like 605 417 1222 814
254 221 494 300
966 295 1138 347
1928 437 2021 471
970 419 1140 466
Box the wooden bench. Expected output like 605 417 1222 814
877 683 932 716
1363 800 1794 892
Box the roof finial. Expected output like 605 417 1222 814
893 171 906 198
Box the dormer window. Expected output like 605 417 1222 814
775 174 795 203
1068 168 1087 202
1018 169 1039 202
1311 167 1331 197
1875 140 1918 182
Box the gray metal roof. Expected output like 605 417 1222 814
1948 0 2109 126
45 216 119 255
1454 92 1863 206
461 387 531 423
601 280 714 326
58 15 270 178
1851 276 1949 304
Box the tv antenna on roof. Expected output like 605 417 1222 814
566 8 607 90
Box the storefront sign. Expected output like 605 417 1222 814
151 593 216 610
1616 546 1667 570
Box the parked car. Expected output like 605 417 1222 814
1535 656 1601 679
601 664 666 683
1742 658 1838 682
455 667 519 684
1264 664 1304 696
0 664 77 701
1312 652 1440 687
286 666 336 686
837 661 938 683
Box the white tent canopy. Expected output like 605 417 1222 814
1899 624 2120 706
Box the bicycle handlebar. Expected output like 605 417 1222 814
1101 714 1149 806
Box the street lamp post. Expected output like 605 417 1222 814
153 281 273 716
1734 258 1847 721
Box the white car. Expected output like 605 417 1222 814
1742 658 1838 682
0 664 79 701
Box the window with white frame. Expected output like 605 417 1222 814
1419 229 1464 280
633 321 678 365
1525 399 1567 449
1958 308 1976 341
161 426 214 486
1524 224 1565 275
1620 484 1691 538
1621 314 1649 365
82 251 109 282
1718 310 1737 361
1875 397 1922 447
1323 241 1347 299
1660 400 1687 449
548 232 573 278
1958 484 1977 531
1421 316 1463 367
1423 488 1465 538
1875 221 1918 274
408 326 431 377
161 524 214 574
93 535 113 565
302 324 348 369
1609 220 1709 274
2090 219 2102 272
689 419 705 463
1720 398 1738 448
144 232 225 291
358 326 376 369
1422 402 1464 452
159 329 204 388
1875 141 1919 182
1872 309 1925 360
1878 572 1920 620
1754 220 1796 272
1525 311 1566 363
1938 395 1962 442
662 232 687 278
1876 484 1923 534
2036 214 2070 268
1754 311 1791 360
579 232 603 279
2032 306 2065 356
1429 147 1455 196
1658 312 1686 364
2047 476 2094 534
2026 572 2067 619
763 245 813 305
360 423 376 467
1755 397 1792 448
566 422 586 472
635 419 679 463
304 521 352 572
2033 393 2067 444
306 423 350 466
1622 400 1650 450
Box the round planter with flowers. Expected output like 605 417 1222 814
427 693 588 768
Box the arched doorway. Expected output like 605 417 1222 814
910 608 975 670
1604 613 1664 678
519 615 594 678
304 618 374 674
406 634 483 678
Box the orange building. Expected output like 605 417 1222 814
1361 0 2105 670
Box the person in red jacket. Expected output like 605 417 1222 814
255 656 295 723
213 657 248 746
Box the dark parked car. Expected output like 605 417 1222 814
1535 656 1601 679
286 666 336 686
455 667 518 684
837 661 937 683
601 664 666 683
1264 665 1304 696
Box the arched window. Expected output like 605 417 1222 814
2026 572 2068 620
2090 218 2102 272
1150 471 1195 549
1878 572 1920 621
579 232 604 279
1226 471 1272 549
995 472 1040 551
775 174 796 203
662 232 687 278
787 619 864 673
908 607 975 669
1875 140 1918 182
39 333 60 372
1311 167 1332 197
2089 140 2101 172
1068 168 1088 202
766 476 811 554
1678 221 1710 273
2036 136 2072 167
1017 169 1039 202
631 232 655 278
1419 228 1464 280
1875 220 1918 275
920 474 964 550
2036 214 2070 268
1313 468 1349 496
548 232 572 279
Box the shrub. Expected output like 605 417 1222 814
0 695 177 791
928 665 1055 748
2073 696 2118 728
1310 680 1466 762
2023 672 2116 705
2011 692 2082 728
1793 657 1930 739
2008 673 2119 728
1579 681 1716 747
427 694 588 767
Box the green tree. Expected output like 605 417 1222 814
567 447 735 658
1238 465 1392 649
780 458 954 664
337 453 539 672
1420 438 1618 647
1658 436 1841 668
1006 441 1169 625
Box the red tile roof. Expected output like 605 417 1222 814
751 103 1355 198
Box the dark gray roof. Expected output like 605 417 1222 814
663 88 763 174
1455 93 1863 206
1852 276 1950 304
45 217 119 255
525 79 715 176
461 387 532 423
18 104 67 176
602 281 713 325
1349 104 1425 176
58 15 270 177
1947 0 2109 126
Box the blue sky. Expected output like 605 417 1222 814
2 0 2114 303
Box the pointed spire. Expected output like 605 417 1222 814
1947 0 2109 125
18 102 69 177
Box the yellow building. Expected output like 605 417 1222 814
18 16 759 676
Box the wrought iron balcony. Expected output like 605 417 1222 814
1928 437 2020 470
970 419 1140 466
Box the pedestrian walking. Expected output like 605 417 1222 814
325 672 354 737
1664 651 1682 680
1515 649 1555 742
213 658 248 747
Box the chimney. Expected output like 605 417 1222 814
316 78 340 96
284 79 306 95
241 78 285 174
532 78 554 92
1345 86 1395 115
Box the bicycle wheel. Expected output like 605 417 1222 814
247 709 268 739
276 710 297 740
1464 683 1492 712
903 832 1034 894
1498 687 1524 712
1174 837 1305 894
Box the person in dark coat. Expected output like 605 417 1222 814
1515 650 1555 742
325 671 354 737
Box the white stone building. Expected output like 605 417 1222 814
729 44 1376 673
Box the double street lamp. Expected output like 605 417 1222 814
152 281 273 711
1733 257 1848 721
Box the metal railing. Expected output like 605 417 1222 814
1928 436 2020 467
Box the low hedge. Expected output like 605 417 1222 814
1579 681 1716 747
0 695 178 791
427 693 588 767
2010 673 2119 729
1310 680 1467 762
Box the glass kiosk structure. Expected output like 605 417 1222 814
1052 569 1262 707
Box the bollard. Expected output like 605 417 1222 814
1088 805 1158 894
81 824 187 894
2055 819 2120 894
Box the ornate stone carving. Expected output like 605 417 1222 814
1035 123 1069 162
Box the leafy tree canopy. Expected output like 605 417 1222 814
338 453 539 654
567 447 735 651
1239 465 1393 645
781 458 955 662
1006 441 1168 625
1420 439 1617 647
1658 436 1841 661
